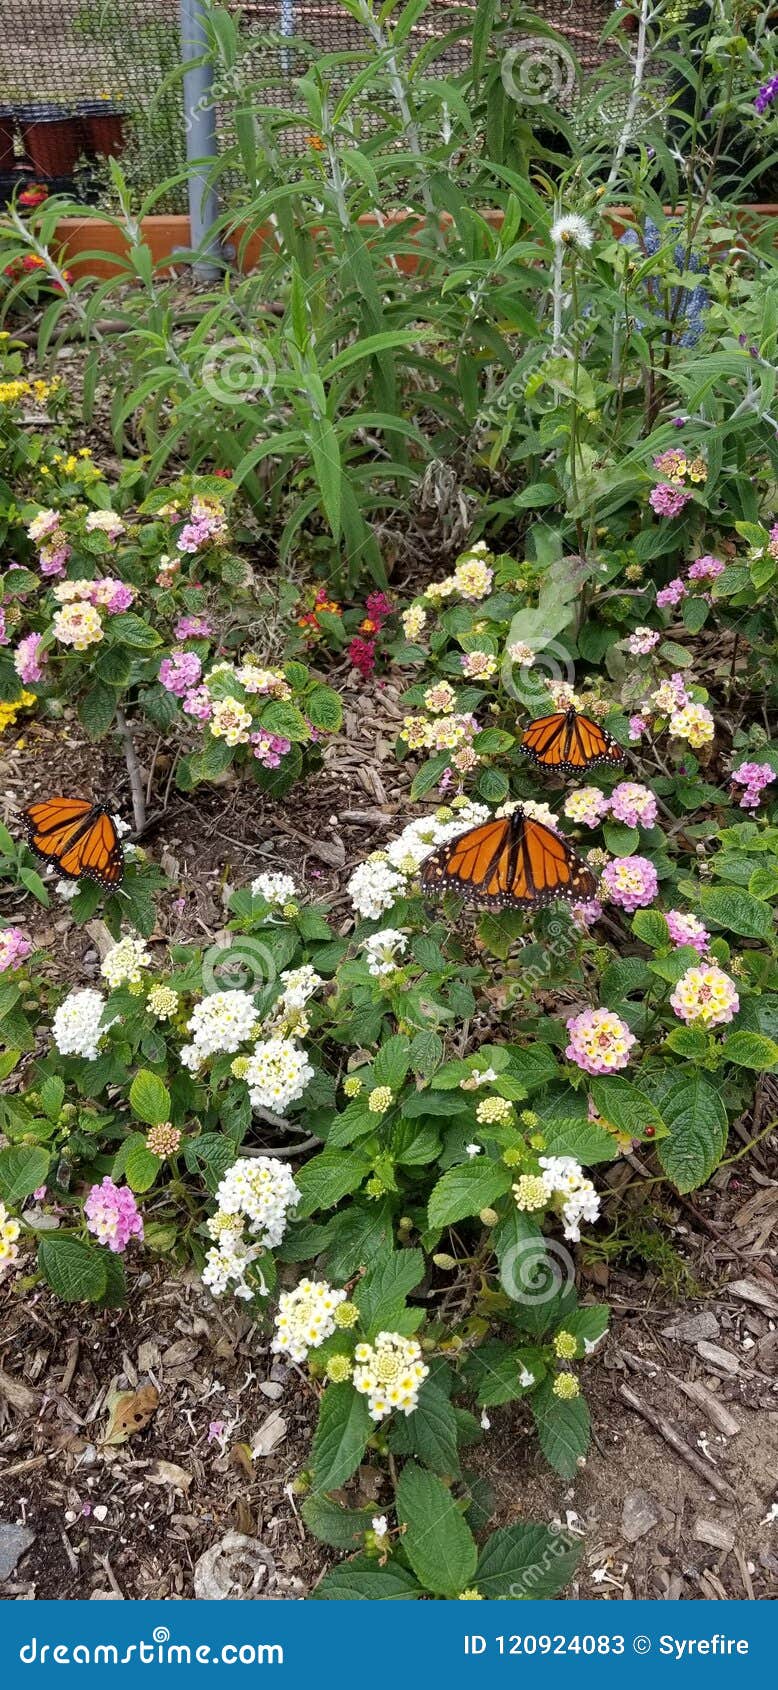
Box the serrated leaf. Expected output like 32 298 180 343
373 1034 411 1092
354 1248 424 1339
656 1073 729 1192
38 1236 107 1303
305 684 342 734
295 1147 371 1216
700 885 774 940
396 1464 478 1597
387 1379 460 1474
428 1160 512 1229
0 1144 49 1205
129 1069 171 1127
300 1494 375 1550
590 1075 666 1141
476 1522 582 1598
312 1558 421 1600
532 1377 590 1477
311 1382 372 1493
721 1030 778 1071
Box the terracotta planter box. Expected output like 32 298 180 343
18 105 83 177
51 205 778 281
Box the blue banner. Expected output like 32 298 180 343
1 1600 772 1689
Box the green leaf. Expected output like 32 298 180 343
300 1494 375 1550
39 1076 66 1120
373 1034 411 1092
387 1380 460 1475
476 1522 582 1599
311 1382 373 1493
354 1248 425 1339
428 1161 512 1229
532 1378 591 1477
78 681 117 740
664 1025 710 1058
129 1069 171 1127
311 1558 421 1600
124 1139 162 1193
395 1464 478 1597
656 1073 729 1192
259 699 310 742
589 1076 666 1141
632 909 670 948
37 1236 108 1303
111 613 161 649
700 886 774 941
96 644 134 688
721 1030 778 1071
409 1030 443 1077
295 1147 371 1216
305 685 342 734
0 1144 49 1205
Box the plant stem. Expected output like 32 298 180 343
116 707 147 835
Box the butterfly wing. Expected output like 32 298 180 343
22 798 124 888
421 812 596 911
521 710 623 773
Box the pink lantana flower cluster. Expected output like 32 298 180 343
657 553 725 610
669 963 740 1029
174 493 229 554
0 926 32 973
84 1177 144 1253
601 855 658 911
347 591 393 681
730 761 775 810
666 910 710 955
26 506 71 577
563 782 657 832
565 1007 636 1075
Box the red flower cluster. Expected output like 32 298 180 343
297 583 343 641
347 591 393 679
3 252 73 291
18 183 49 209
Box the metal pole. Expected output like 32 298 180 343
280 1 294 74
179 0 221 274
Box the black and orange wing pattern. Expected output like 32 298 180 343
22 797 124 889
420 809 596 911
521 708 623 774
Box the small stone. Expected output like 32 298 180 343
90 1590 123 1600
258 1380 284 1401
92 1505 108 1523
694 1518 735 1553
621 1490 662 1544
0 1523 36 1580
696 1341 740 1375
661 1312 720 1343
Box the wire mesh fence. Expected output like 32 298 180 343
0 2 615 210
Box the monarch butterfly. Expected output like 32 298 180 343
520 707 624 774
421 807 597 912
21 797 124 889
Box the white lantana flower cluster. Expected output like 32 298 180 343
363 929 408 977
52 988 111 1060
244 1036 314 1112
181 990 258 1067
271 1278 347 1363
353 1332 429 1421
213 1155 299 1247
347 803 488 920
201 1224 261 1301
202 1156 299 1301
539 1156 601 1243
101 934 152 989
250 871 298 907
277 965 322 1011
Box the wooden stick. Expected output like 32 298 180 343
115 707 146 835
619 1383 738 1502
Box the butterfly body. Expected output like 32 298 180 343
521 707 623 774
22 797 124 889
421 807 597 911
